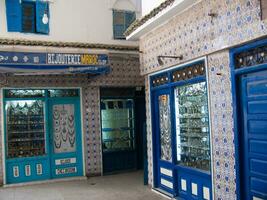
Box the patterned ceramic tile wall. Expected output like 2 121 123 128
140 0 267 199
89 54 144 86
0 54 144 184
207 51 236 200
145 76 153 186
139 0 267 75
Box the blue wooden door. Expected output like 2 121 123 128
239 70 267 199
153 88 175 195
48 98 83 179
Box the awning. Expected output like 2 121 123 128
0 51 110 75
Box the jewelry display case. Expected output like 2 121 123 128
6 100 46 158
175 82 210 171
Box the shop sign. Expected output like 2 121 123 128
0 51 110 75
55 158 76 165
56 167 77 175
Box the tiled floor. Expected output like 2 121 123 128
0 171 167 200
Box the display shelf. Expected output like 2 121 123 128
178 144 209 151
175 82 210 171
6 100 46 159
9 138 45 142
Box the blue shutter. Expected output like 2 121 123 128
36 1 49 34
5 0 22 32
113 10 125 39
125 11 136 29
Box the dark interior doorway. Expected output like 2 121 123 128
100 87 146 176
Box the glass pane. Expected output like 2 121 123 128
158 94 172 162
175 82 210 171
53 104 76 153
48 89 79 98
101 99 134 152
5 89 45 98
6 100 45 158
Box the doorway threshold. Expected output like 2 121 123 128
152 188 174 199
3 176 87 188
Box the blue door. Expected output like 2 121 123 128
239 70 267 199
152 88 175 195
48 98 83 179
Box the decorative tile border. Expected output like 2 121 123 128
207 51 236 199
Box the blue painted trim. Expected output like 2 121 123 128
150 59 212 199
3 89 83 184
229 37 267 200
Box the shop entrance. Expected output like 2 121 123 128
151 61 212 199
4 89 83 184
48 98 83 179
238 70 267 199
100 87 146 175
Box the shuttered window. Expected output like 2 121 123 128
261 0 267 20
113 10 136 39
5 0 50 34
22 2 36 33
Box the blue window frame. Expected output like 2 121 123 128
5 0 50 34
113 10 136 39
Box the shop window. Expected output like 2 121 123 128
113 10 136 39
6 100 46 158
261 0 267 20
175 82 210 171
101 99 135 152
5 0 50 34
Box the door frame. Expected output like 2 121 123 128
151 87 173 191
148 57 214 198
1 87 86 185
230 38 267 200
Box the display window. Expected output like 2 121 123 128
175 82 210 171
4 89 84 184
150 60 212 199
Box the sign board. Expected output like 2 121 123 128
0 51 110 75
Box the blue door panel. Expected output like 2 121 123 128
48 99 83 179
247 80 267 97
250 159 267 177
248 101 267 114
239 70 267 199
250 140 267 155
6 157 50 184
251 178 267 196
176 167 211 200
248 120 267 133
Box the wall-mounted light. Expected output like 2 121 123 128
42 1 49 24
157 55 183 65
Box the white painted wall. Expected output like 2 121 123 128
142 0 165 16
0 0 141 46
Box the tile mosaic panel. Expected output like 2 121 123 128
207 51 236 200
139 0 267 75
145 76 154 186
0 53 144 184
